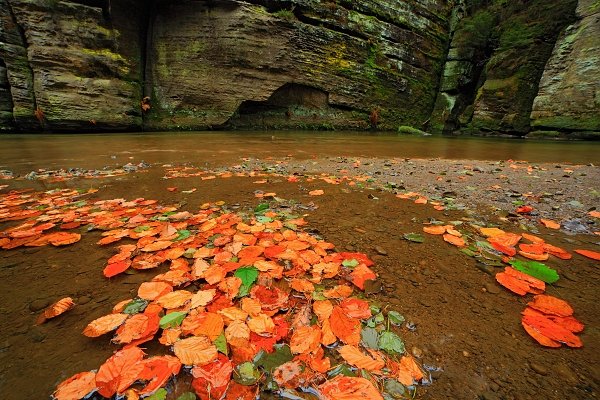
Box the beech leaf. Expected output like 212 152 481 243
159 311 187 329
509 259 559 283
378 331 405 355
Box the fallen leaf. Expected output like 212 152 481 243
173 336 218 365
540 219 560 230
527 294 573 317
37 297 75 324
338 345 385 371
53 371 97 400
96 346 145 397
83 313 129 337
319 376 383 400
574 249 600 261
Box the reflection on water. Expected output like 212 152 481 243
1 131 598 174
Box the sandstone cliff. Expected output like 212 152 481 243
0 0 597 136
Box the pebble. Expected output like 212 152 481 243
29 299 50 312
77 296 91 305
554 363 578 384
411 346 423 358
462 350 470 357
374 246 387 255
530 362 548 376
480 391 500 400
484 282 500 294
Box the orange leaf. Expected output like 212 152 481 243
240 297 262 317
397 355 424 386
340 298 371 320
350 264 377 290
113 313 159 344
313 300 334 322
48 232 81 246
103 260 131 278
96 346 145 397
319 376 383 400
290 325 321 354
323 284 353 299
443 233 465 247
527 294 573 317
329 306 361 345
83 313 129 337
479 227 506 237
53 371 96 400
155 290 193 309
522 314 582 348
543 243 571 260
192 353 233 399
193 312 224 340
521 233 545 244
574 249 600 261
309 189 324 196
173 336 218 365
289 278 315 293
422 225 446 235
522 307 584 333
137 355 181 396
248 313 275 335
225 319 251 347
189 289 217 310
138 281 173 301
338 345 385 372
204 265 226 285
521 320 561 347
37 297 75 324
518 250 549 261
540 218 560 229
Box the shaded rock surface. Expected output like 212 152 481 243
530 0 600 135
0 0 597 135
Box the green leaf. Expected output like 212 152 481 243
383 379 406 398
235 266 259 297
403 233 424 243
175 229 191 241
214 333 228 355
256 216 273 224
378 331 405 355
233 362 260 385
460 248 477 257
361 327 379 350
255 344 293 371
366 312 385 328
387 311 405 326
159 311 187 329
122 298 148 315
146 388 168 400
509 259 559 283
176 393 197 400
327 363 356 378
342 259 359 268
133 225 151 233
255 203 269 214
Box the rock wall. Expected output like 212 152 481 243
0 0 597 135
431 0 580 136
0 0 144 132
145 0 451 131
530 0 600 135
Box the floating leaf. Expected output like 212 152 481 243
146 388 168 400
527 294 573 317
53 371 96 400
83 313 129 337
37 297 75 324
214 333 228 355
387 311 405 326
235 266 259 297
361 327 379 350
342 258 359 268
159 311 187 329
233 362 260 386
96 346 145 397
338 345 385 372
383 379 406 399
378 331 405 355
255 344 293 372
509 259 559 283
403 233 424 243
173 336 218 366
319 376 384 400
123 298 148 315
574 249 600 261
176 393 197 400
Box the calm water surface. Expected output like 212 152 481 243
1 131 598 174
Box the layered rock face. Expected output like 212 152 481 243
0 0 597 135
430 0 580 136
0 0 144 132
530 0 600 134
146 0 451 130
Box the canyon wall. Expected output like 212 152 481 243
0 0 597 136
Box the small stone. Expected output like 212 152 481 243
77 296 91 305
484 283 500 294
555 363 578 384
462 350 470 357
411 346 423 358
374 246 387 256
530 362 548 376
29 299 50 312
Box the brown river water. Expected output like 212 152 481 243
0 132 598 400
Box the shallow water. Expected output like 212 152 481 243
1 131 598 174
